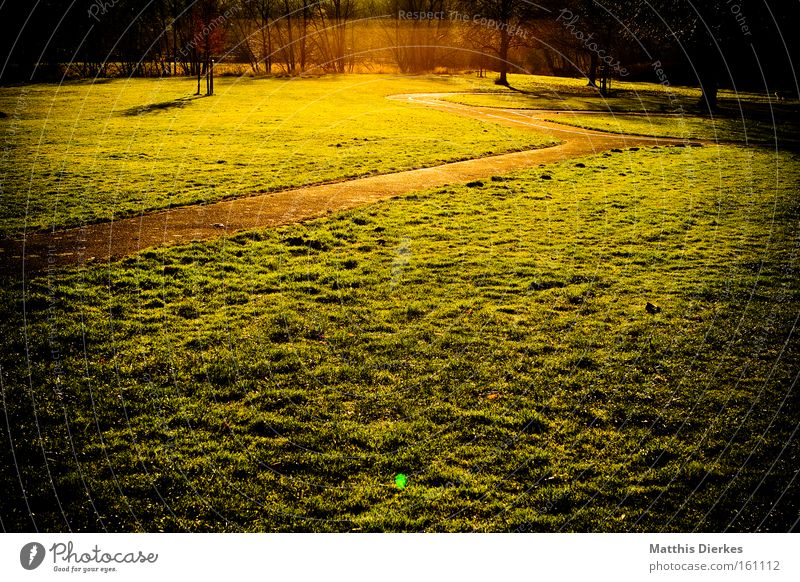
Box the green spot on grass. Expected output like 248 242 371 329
395 474 408 490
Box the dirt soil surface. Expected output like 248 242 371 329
0 93 698 277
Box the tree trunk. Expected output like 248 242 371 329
300 2 308 72
266 18 273 74
587 51 597 87
497 28 510 86
172 16 177 76
285 3 295 74
699 81 718 111
697 56 719 112
694 0 722 114
496 0 513 86
599 63 607 96
196 54 201 94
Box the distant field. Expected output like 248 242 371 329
440 74 800 145
2 144 797 532
440 74 782 113
542 112 800 146
0 74 557 234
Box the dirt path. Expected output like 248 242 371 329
0 94 696 277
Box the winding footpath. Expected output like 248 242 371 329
0 94 697 277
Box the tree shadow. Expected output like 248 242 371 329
119 94 206 117
504 83 537 96
505 80 606 100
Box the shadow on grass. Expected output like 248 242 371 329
119 94 207 116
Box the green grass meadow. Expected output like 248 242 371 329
439 74 703 112
440 74 800 146
541 112 800 147
0 74 556 234
1 139 798 531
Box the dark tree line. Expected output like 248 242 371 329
1 0 798 107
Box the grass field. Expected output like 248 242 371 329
2 142 798 532
440 73 787 114
3 72 796 236
0 74 557 234
542 113 800 147
439 74 800 146
439 74 700 112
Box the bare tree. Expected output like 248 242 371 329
458 0 552 86
384 0 452 73
313 0 357 73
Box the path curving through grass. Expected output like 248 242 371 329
0 93 698 276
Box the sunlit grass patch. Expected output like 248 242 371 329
0 74 556 234
1 144 797 532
